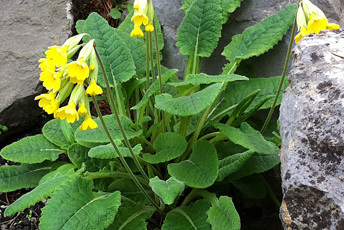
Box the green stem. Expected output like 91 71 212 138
153 20 163 94
149 32 156 82
85 171 149 187
145 31 150 90
91 96 162 213
260 14 297 134
179 116 191 137
181 189 217 206
94 47 149 182
198 132 220 141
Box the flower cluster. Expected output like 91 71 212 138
35 34 103 130
131 0 155 38
295 0 340 44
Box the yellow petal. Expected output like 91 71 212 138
327 23 340 30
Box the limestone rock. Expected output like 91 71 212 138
0 0 72 142
279 30 344 229
153 0 343 78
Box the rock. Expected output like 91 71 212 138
153 0 343 78
0 0 72 142
279 30 344 229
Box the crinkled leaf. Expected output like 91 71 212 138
155 83 222 116
222 4 297 65
76 20 85 33
75 115 141 146
218 150 254 181
168 140 218 188
149 176 185 205
143 132 187 164
88 143 142 159
226 151 280 181
0 134 64 164
168 74 247 87
106 201 155 230
40 176 121 230
0 162 55 193
132 69 178 110
215 123 278 155
68 143 109 172
221 0 244 24
4 164 76 216
180 0 194 12
206 196 240 230
177 0 222 58
216 76 289 119
162 199 211 230
83 13 136 86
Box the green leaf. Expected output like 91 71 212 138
177 0 222 58
75 20 85 33
149 176 185 205
75 115 141 146
0 134 64 164
231 175 267 199
155 83 222 116
88 143 142 159
4 164 76 216
110 8 122 19
143 132 187 164
180 0 194 12
0 162 55 193
168 140 218 188
226 151 280 181
215 123 278 155
221 0 244 24
68 144 109 172
218 150 254 181
132 69 178 110
106 201 155 230
206 196 240 230
40 176 121 230
222 4 297 65
168 74 248 87
216 76 289 118
162 199 211 230
83 13 136 86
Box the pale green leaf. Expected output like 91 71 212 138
221 0 244 24
155 83 222 116
149 176 185 205
215 123 278 155
0 162 55 193
76 20 85 34
177 0 222 57
206 196 240 230
132 69 178 110
110 8 122 19
222 4 297 65
143 132 187 164
88 143 142 159
0 134 64 164
4 164 76 217
83 13 136 86
168 74 247 87
68 143 110 172
218 150 254 181
162 200 211 230
40 176 121 230
168 140 218 188
75 115 141 146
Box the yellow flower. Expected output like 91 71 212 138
45 46 68 67
34 92 60 114
67 58 89 84
295 0 340 44
55 101 79 123
38 58 55 72
145 24 154 32
78 103 88 116
80 114 98 130
131 25 144 38
86 80 103 96
40 70 61 92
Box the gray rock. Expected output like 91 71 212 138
0 0 72 141
153 0 343 78
279 30 344 229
